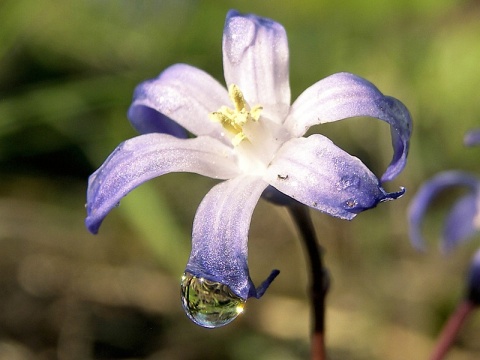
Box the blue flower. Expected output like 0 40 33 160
408 141 480 360
408 130 480 251
86 10 411 326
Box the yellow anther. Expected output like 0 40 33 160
209 84 263 146
230 84 249 113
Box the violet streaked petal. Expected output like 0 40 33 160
222 10 290 123
261 185 296 206
186 175 279 300
285 72 412 182
127 104 187 138
464 129 480 147
443 193 479 252
407 171 479 250
128 63 230 141
86 134 239 234
264 134 404 220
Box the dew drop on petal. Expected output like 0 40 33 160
180 272 246 328
345 199 358 208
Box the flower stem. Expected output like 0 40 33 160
429 299 476 360
287 203 330 360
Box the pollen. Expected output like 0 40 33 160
209 84 263 146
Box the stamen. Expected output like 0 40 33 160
209 84 263 146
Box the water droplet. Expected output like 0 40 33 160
180 272 246 328
345 199 358 208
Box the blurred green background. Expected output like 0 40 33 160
1 0 480 359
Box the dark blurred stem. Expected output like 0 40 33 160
430 300 476 360
288 203 329 360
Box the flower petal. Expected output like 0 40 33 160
467 249 480 304
285 72 412 182
464 129 480 147
127 104 188 138
186 175 279 300
128 63 230 141
222 10 290 122
443 193 479 251
407 171 479 250
264 134 404 220
86 134 239 234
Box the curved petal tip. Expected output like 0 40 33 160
249 269 280 299
381 186 406 202
407 171 479 251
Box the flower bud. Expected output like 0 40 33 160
466 249 480 305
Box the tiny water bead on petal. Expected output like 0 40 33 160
180 272 246 328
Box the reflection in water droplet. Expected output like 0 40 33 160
180 272 246 328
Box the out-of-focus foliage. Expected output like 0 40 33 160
0 0 479 359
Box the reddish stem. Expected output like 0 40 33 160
288 203 329 360
430 299 476 360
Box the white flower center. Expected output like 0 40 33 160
210 85 289 175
